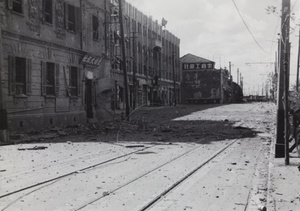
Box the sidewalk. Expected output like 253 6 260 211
267 143 300 211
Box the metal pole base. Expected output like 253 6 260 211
275 143 285 158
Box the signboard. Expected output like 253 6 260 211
182 62 214 70
182 69 220 99
81 55 103 66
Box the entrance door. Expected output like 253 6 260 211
85 79 93 118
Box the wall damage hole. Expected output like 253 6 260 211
73 117 76 122
20 121 23 127
50 119 53 124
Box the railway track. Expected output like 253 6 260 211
0 144 154 200
0 139 238 211
74 139 239 211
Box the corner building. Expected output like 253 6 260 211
0 0 180 133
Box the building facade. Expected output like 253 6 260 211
108 0 181 109
0 0 180 133
180 54 233 104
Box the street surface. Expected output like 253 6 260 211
0 102 275 211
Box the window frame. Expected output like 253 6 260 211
92 15 99 41
41 61 59 97
43 0 53 25
69 66 81 97
12 0 23 14
64 3 81 33
8 56 31 96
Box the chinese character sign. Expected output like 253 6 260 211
182 62 214 70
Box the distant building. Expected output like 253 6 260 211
180 53 240 104
0 0 180 133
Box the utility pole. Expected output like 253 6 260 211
276 0 290 160
237 68 239 85
172 53 177 106
0 0 9 142
229 62 232 77
132 31 137 109
118 0 130 118
296 26 300 91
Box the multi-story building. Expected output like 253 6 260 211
108 0 180 109
0 0 180 133
180 53 236 104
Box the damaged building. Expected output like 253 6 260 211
0 0 180 133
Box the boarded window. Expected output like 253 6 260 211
92 15 99 40
43 0 53 24
8 56 31 96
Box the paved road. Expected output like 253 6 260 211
0 102 275 211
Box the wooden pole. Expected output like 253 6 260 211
118 0 130 118
296 26 300 91
276 0 290 158
0 0 9 142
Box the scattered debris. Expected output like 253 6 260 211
125 145 145 148
18 146 48 151
103 191 110 196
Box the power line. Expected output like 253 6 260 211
231 0 268 54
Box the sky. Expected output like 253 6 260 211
125 0 300 96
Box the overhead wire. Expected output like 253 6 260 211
231 0 269 54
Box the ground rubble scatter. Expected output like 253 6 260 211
0 102 282 211
7 104 261 145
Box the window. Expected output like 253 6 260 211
138 22 142 34
12 0 22 13
69 66 79 96
15 57 26 94
92 15 99 40
132 19 136 32
41 62 59 96
143 25 146 37
45 63 55 95
65 3 80 32
43 0 53 24
8 56 31 96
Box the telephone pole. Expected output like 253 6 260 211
276 0 290 160
131 31 138 109
118 0 130 118
172 53 177 106
0 0 9 142
296 26 300 91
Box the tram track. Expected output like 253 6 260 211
0 138 235 211
0 141 208 211
74 139 239 211
0 144 154 200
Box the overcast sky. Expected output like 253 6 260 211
125 0 300 96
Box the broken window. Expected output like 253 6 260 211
12 0 22 13
41 62 59 96
69 66 79 96
43 0 53 24
8 56 31 96
92 15 99 40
